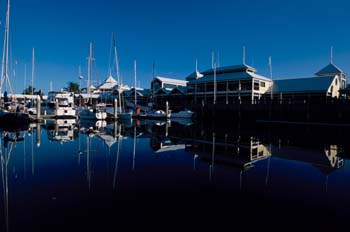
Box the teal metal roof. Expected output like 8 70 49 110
315 63 344 76
189 70 270 84
201 64 256 75
272 76 335 93
185 71 204 81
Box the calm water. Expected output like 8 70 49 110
0 119 349 231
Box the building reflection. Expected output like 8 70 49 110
272 144 344 174
32 118 347 184
147 121 345 177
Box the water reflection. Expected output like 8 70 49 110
43 119 78 143
0 130 26 232
0 119 349 230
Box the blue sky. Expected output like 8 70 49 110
1 0 350 93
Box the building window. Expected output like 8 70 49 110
254 82 259 91
197 84 205 92
163 83 177 89
217 82 226 91
228 82 239 91
260 82 265 87
241 81 252 90
187 84 195 93
206 84 214 92
335 78 338 86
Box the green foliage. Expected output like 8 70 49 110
65 82 80 93
23 85 35 95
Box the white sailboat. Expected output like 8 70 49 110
79 102 107 120
114 38 132 120
78 43 107 120
0 0 30 125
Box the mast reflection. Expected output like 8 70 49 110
0 130 26 232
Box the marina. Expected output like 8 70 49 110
0 0 350 230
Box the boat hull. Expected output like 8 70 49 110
79 109 107 120
0 111 30 125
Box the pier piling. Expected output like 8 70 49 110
36 96 41 121
166 101 169 118
114 98 118 119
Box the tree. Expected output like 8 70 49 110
65 82 80 93
23 85 35 95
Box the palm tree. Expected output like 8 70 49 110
65 82 80 93
23 85 35 95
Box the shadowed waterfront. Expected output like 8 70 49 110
0 119 349 231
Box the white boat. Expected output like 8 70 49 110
169 110 194 119
134 109 167 120
44 91 76 118
79 103 107 120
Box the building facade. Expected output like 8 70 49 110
186 64 272 105
151 76 188 109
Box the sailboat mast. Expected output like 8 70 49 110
113 36 120 86
152 60 156 108
242 46 246 65
0 0 11 94
24 64 26 93
78 64 83 93
87 43 93 102
134 60 137 109
269 56 273 100
213 62 216 105
113 36 122 113
31 48 35 96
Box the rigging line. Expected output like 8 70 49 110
113 35 120 85
93 55 100 87
108 32 114 75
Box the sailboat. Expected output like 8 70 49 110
78 43 107 120
79 102 107 120
114 39 132 120
0 0 30 126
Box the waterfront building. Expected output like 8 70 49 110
93 75 118 103
75 93 101 106
97 75 118 93
151 76 187 94
268 75 340 103
151 76 188 107
265 62 346 103
186 64 272 105
80 85 97 95
315 62 347 89
123 87 151 107
155 86 189 110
